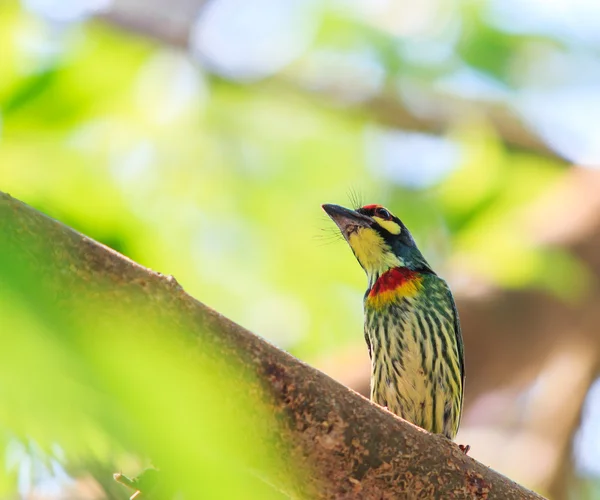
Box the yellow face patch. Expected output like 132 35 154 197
348 227 402 275
373 217 402 235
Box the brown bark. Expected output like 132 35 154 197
97 0 209 47
0 190 546 498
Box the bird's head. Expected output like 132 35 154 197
322 203 432 282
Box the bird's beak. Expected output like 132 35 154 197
322 204 373 237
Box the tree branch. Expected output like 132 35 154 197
0 190 544 499
97 0 560 160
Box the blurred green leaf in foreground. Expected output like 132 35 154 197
0 211 288 499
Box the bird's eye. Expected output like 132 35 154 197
375 207 392 220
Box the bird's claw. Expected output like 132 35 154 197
458 444 470 454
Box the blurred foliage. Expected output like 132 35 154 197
1 0 598 497
0 209 289 499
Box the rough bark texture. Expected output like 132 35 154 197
0 190 546 499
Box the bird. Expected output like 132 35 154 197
322 202 465 443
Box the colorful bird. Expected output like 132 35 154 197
323 203 465 441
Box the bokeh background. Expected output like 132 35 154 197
2 0 600 498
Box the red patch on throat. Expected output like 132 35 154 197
369 267 419 297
